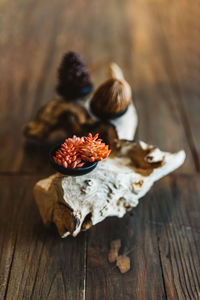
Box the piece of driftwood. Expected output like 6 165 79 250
23 98 118 145
23 99 89 141
34 140 185 238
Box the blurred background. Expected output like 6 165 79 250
0 0 199 173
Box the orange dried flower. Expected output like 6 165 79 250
53 133 111 169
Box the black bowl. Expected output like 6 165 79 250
90 101 128 120
49 144 98 176
56 84 93 100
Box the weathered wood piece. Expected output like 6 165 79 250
34 140 185 237
23 99 89 141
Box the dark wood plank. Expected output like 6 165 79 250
152 175 200 230
86 216 166 300
0 176 86 300
155 175 200 300
85 187 167 299
1 176 199 300
158 224 200 300
0 0 71 174
122 0 196 173
138 0 200 171
86 174 200 300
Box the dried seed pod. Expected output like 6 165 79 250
56 51 93 100
90 78 132 120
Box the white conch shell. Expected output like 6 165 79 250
80 62 138 140
34 140 186 238
107 62 138 140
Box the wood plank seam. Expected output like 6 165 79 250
29 235 48 300
170 220 195 299
3 233 18 300
83 234 88 300
157 233 180 300
157 235 167 300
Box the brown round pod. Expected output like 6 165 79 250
90 78 132 120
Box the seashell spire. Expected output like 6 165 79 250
108 62 125 81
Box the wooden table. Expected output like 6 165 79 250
0 0 200 299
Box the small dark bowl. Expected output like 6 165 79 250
49 144 98 176
90 101 128 120
56 84 93 100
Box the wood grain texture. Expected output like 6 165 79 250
123 0 196 173
1 176 200 299
86 175 200 300
86 204 166 300
153 0 200 171
155 175 200 300
0 176 86 300
0 0 199 299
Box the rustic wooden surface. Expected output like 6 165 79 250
0 0 200 299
